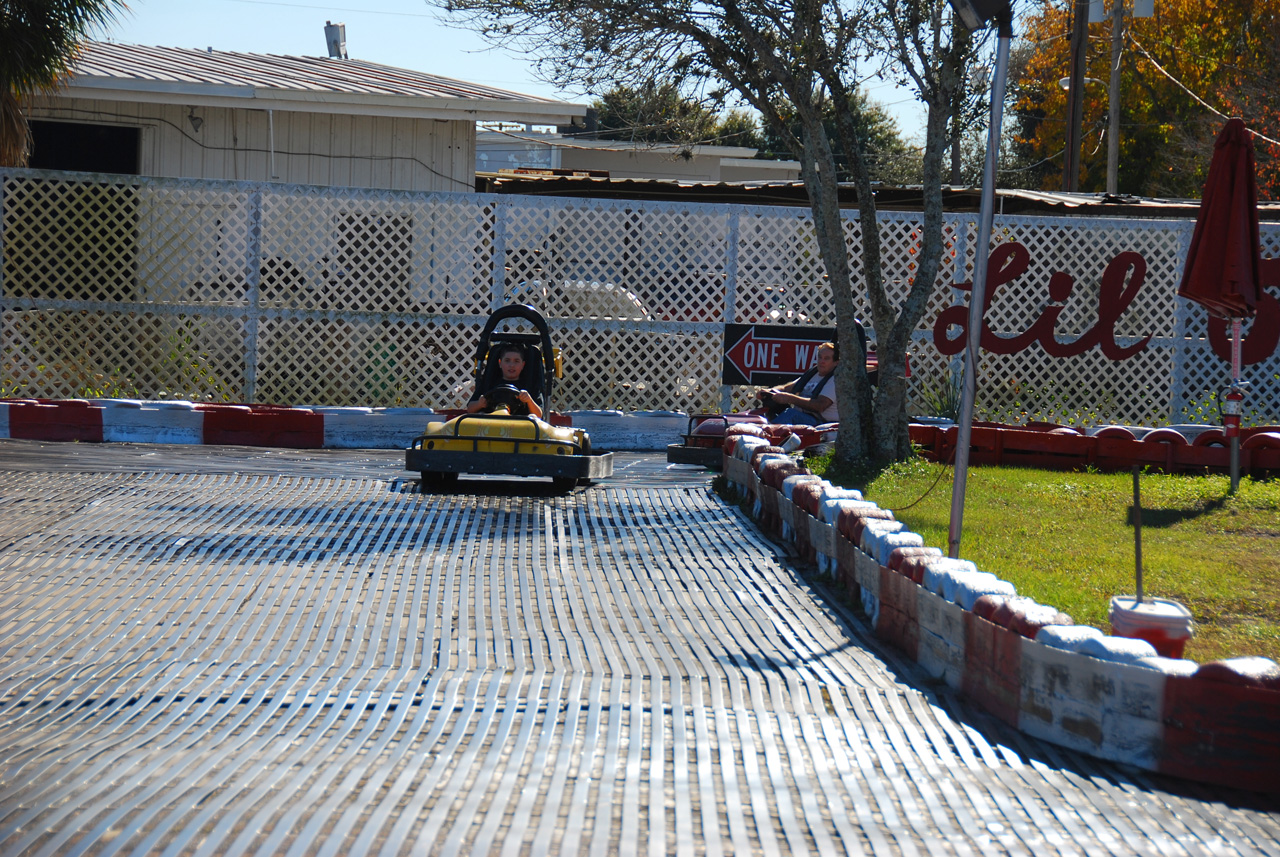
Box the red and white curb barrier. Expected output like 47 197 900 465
723 433 1280 794
909 421 1280 475
0 400 689 451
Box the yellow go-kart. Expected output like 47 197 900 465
406 304 613 490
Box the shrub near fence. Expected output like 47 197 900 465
2 167 1278 427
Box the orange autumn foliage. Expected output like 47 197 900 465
1011 0 1280 199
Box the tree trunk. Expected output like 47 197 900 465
794 111 873 464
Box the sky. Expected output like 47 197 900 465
99 0 929 142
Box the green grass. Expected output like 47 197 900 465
805 454 1280 665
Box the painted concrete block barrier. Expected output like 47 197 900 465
315 407 443 449
810 516 836 575
778 474 818 539
0 399 698 452
1020 631 1166 766
816 499 876 574
728 459 1280 793
747 448 787 509
962 612 1024 727
915 420 1280 476
99 400 203 445
872 531 925 568
1161 672 1280 792
5 399 103 442
876 565 920 659
198 404 325 448
791 481 826 564
757 484 782 534
764 463 811 532
723 436 763 495
835 536 861 597
916 586 967 689
565 410 687 450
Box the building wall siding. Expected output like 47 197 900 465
30 98 474 193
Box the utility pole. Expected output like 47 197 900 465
1106 0 1124 193
1062 0 1090 191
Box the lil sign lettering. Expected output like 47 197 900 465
932 241 1152 359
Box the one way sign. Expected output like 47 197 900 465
721 323 839 386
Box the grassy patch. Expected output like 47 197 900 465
803 453 1280 664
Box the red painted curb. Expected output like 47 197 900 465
962 612 1022 727
1160 677 1280 792
198 405 324 448
919 422 1280 475
7 400 104 443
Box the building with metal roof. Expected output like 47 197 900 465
27 42 586 193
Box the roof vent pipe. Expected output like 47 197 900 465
325 21 348 59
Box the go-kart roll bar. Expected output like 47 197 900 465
475 305 557 395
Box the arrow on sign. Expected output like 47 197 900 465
723 327 827 384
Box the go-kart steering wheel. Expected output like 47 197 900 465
482 384 523 410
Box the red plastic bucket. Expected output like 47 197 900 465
1109 596 1194 659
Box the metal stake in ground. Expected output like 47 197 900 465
1132 465 1144 603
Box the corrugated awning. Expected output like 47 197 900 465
475 171 1280 220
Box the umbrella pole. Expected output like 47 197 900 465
1230 318 1242 494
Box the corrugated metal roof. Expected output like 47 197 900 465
64 42 584 123
474 172 1280 219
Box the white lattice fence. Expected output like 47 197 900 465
3 168 1278 426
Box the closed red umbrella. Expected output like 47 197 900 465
1178 117 1263 320
1176 117 1264 491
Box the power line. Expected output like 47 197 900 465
1128 33 1280 148
220 0 436 18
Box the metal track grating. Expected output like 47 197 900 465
0 472 1276 854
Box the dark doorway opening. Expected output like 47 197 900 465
29 121 140 175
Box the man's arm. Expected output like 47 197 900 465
764 388 825 416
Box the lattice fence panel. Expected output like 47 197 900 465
551 322 725 413
500 200 734 327
735 208 834 326
498 203 647 320
255 188 496 314
628 206 732 323
871 214 967 331
136 184 253 305
2 175 140 302
2 309 245 401
254 316 477 408
3 169 1279 425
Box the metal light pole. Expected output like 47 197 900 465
947 0 1013 559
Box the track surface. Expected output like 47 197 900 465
0 439 1276 855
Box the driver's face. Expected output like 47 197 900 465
499 351 525 380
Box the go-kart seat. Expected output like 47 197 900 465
476 342 546 412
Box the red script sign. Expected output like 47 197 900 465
933 241 1152 359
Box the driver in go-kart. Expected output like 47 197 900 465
464 343 544 419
